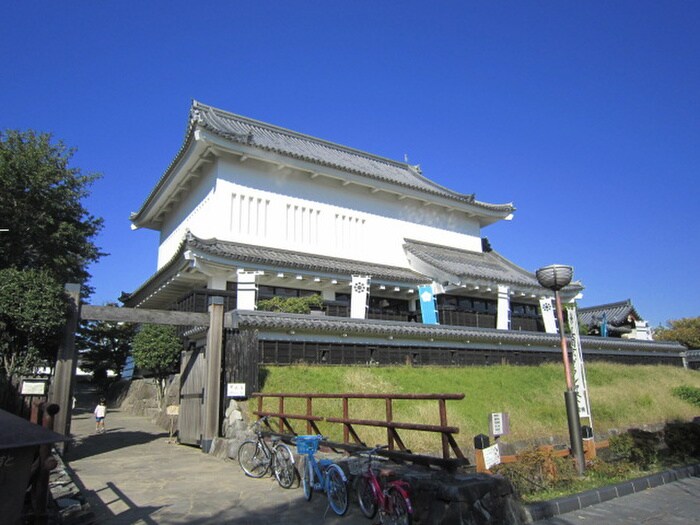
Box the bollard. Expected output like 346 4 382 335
474 434 491 473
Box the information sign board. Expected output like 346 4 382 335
227 383 246 398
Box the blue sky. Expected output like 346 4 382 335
2 2 698 328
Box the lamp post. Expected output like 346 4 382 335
536 264 585 475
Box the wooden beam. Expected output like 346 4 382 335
80 305 217 327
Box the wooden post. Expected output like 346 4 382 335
475 448 488 473
202 296 224 453
49 283 80 449
583 437 597 460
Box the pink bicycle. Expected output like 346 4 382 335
353 446 413 525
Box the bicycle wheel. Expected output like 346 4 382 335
386 486 412 525
272 443 296 489
325 464 348 516
238 440 269 478
302 456 313 501
356 475 378 519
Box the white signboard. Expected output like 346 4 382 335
21 379 47 395
227 383 246 398
483 444 501 470
489 412 510 436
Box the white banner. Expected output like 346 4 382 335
350 275 370 319
567 306 592 421
539 297 558 334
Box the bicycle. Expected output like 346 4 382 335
295 434 349 516
352 445 413 525
237 416 296 489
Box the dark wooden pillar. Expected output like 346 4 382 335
49 283 81 448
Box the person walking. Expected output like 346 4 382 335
94 397 107 434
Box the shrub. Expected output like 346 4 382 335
609 429 660 469
257 294 324 314
492 447 578 496
664 421 700 459
672 385 700 407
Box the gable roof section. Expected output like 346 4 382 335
403 239 582 294
578 299 642 327
131 101 515 226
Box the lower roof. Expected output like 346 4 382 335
122 233 579 309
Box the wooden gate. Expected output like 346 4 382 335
178 343 207 446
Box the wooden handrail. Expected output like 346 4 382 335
251 391 466 465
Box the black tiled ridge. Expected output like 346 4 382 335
524 463 700 523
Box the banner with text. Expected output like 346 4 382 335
567 306 592 421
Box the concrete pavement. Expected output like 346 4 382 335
63 404 369 524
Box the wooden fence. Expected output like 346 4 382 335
252 391 468 470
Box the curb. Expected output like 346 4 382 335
524 463 700 523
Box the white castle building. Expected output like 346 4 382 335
122 101 683 370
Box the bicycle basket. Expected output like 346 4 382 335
296 435 322 454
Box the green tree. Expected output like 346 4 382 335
131 324 182 406
77 305 137 392
0 129 104 295
0 267 68 380
655 317 700 349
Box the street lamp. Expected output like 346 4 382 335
536 264 585 475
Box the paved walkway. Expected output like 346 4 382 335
64 404 368 524
63 399 700 524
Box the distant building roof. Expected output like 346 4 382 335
578 299 642 328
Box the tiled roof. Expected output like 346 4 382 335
187 234 426 283
403 239 583 293
230 310 685 354
578 299 642 327
191 101 514 213
121 233 429 308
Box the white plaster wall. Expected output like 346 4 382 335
157 163 218 267
156 157 484 270
205 158 483 268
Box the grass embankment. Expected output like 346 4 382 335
256 363 700 454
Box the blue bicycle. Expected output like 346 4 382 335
296 435 349 516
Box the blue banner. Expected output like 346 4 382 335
418 285 439 325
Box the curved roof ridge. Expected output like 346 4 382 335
578 299 632 312
194 100 416 171
191 101 514 213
